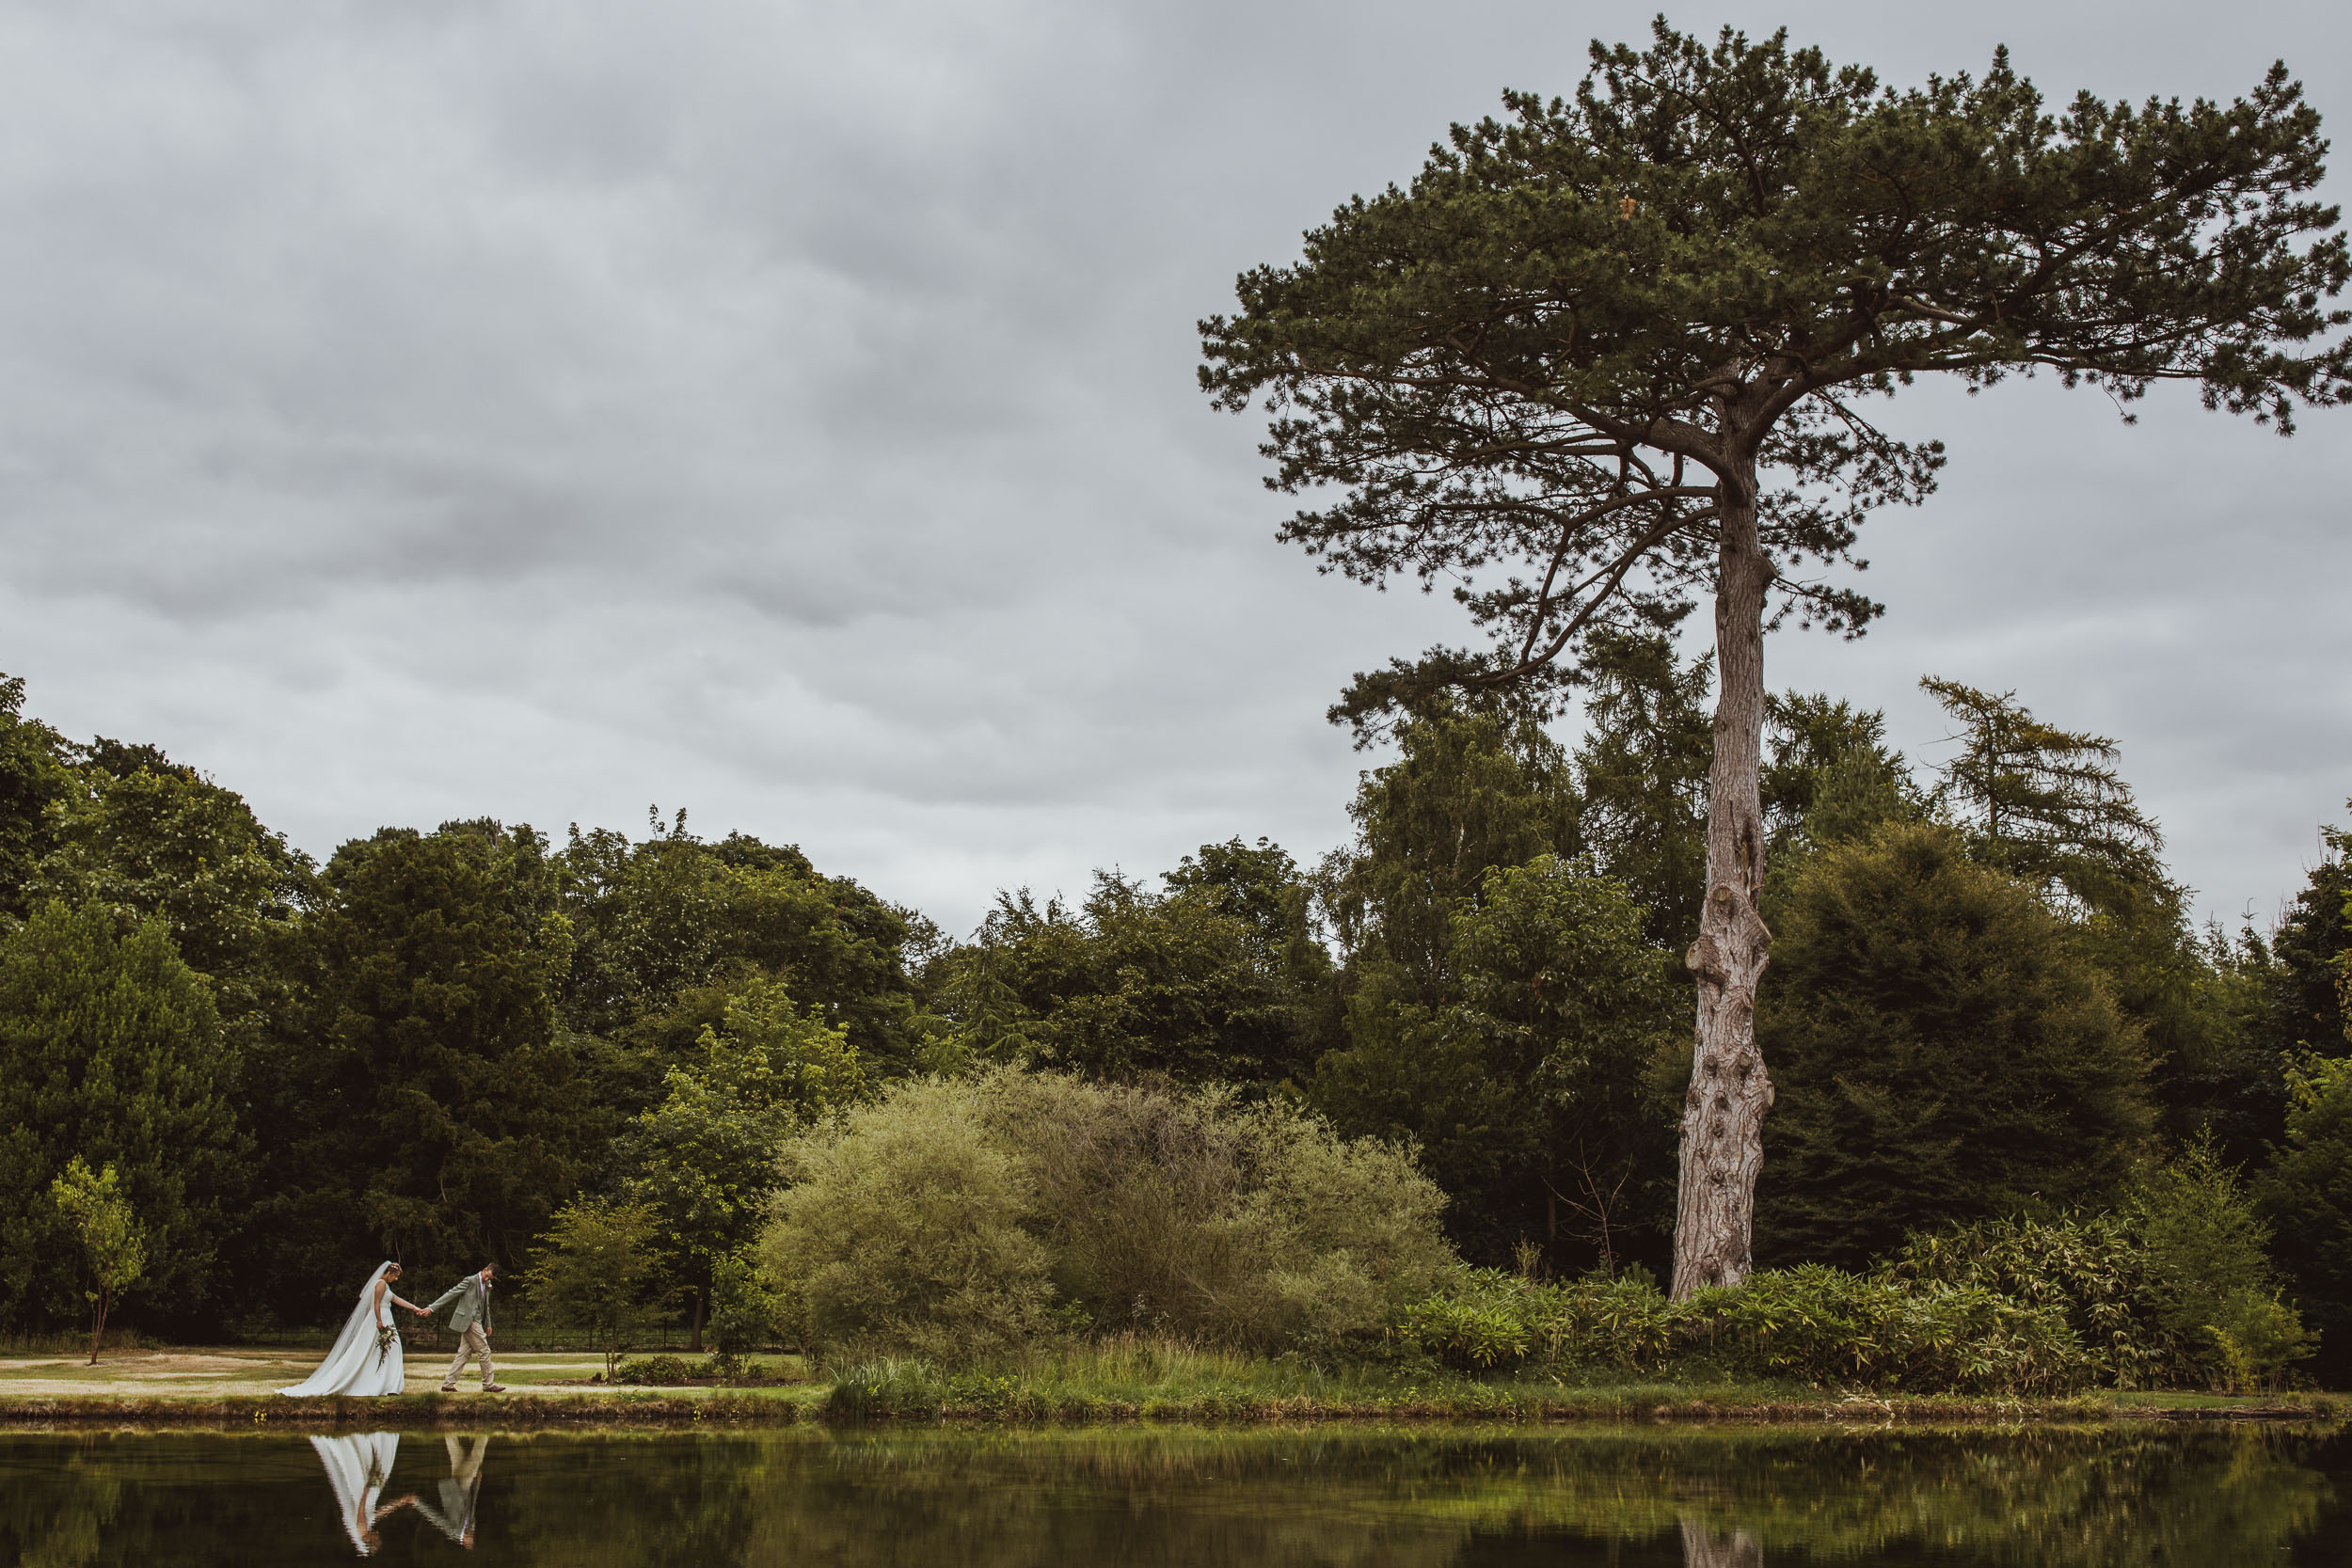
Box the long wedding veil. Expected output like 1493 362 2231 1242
278 1262 394 1398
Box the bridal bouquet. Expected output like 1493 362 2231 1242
373 1323 397 1369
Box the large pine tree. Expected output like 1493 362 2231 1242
1202 22 2351 1292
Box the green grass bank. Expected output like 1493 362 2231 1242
0 1347 2337 1429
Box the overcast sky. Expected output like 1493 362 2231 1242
1 0 2346 938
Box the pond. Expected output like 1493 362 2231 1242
0 1422 2344 1566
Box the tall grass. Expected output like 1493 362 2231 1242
813 1331 1869 1423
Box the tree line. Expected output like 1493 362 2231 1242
3 654 2347 1378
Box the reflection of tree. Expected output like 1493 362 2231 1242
0 1423 2339 1566
0 1432 372 1565
495 1433 756 1568
721 1427 2337 1568
1681 1518 1761 1568
6 1449 120 1568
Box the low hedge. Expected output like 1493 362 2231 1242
1397 1266 2092 1395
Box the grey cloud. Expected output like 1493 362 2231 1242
0 0 2344 938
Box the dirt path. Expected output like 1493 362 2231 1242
0 1349 612 1400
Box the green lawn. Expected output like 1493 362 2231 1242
0 1348 809 1401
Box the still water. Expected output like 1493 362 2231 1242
1 1422 2345 1566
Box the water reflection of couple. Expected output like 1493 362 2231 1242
310 1433 491 1555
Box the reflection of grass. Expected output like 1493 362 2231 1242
774 1423 2342 1567
2102 1388 2325 1409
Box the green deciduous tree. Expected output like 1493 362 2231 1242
620 975 861 1347
1201 20 2350 1294
254 820 585 1320
32 749 313 1056
0 673 72 920
525 1196 670 1380
1567 629 1712 951
1450 856 1682 1267
560 816 924 1079
1319 703 1571 999
0 902 241 1330
1314 856 1678 1272
49 1156 146 1365
927 847 1326 1088
1304 704 1581 1264
1757 823 2153 1267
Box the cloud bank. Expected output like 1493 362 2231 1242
1 0 2344 933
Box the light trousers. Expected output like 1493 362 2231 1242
440 1323 494 1389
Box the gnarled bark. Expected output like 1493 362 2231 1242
1670 457 1774 1299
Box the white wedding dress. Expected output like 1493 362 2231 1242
279 1263 407 1398
311 1432 403 1556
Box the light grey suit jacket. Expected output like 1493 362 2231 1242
426 1273 495 1335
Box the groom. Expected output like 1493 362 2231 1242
426 1263 508 1394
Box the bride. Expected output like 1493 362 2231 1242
279 1262 425 1398
310 1432 418 1555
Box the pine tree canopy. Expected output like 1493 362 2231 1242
1200 21 2351 721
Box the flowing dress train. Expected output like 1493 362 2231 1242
278 1264 405 1398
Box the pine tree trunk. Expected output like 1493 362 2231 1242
1670 454 1775 1300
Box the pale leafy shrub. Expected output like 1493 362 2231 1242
762 1069 1452 1359
1894 1212 2165 1386
981 1072 1255 1338
762 1078 1053 1360
980 1071 1450 1351
1241 1100 1454 1347
1397 1267 1678 1376
1400 1264 2084 1393
1684 1266 2084 1394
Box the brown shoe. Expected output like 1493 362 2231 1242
480 1384 508 1393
